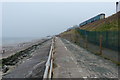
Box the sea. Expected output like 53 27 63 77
0 37 43 46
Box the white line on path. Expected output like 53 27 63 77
33 61 45 69
25 61 45 78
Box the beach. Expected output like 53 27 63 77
0 37 50 59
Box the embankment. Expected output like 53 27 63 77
59 12 120 65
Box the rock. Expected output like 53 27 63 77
2 65 9 73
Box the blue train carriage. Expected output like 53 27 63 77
79 13 105 27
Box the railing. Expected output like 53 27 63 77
43 37 55 80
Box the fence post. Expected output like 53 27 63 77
84 30 88 48
100 35 102 55
85 35 88 48
106 31 108 48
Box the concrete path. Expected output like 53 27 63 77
53 37 118 78
53 37 82 78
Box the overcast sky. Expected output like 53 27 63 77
2 2 116 38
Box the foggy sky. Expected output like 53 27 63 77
2 2 116 38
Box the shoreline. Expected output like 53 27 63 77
2 39 50 75
0 37 50 59
2 38 51 78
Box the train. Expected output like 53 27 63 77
67 13 105 31
79 13 105 27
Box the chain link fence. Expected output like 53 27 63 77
77 29 119 51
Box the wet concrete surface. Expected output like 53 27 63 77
3 39 51 78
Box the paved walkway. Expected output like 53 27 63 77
53 37 118 78
53 37 82 78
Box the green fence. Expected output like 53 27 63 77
77 29 119 51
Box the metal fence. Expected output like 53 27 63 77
77 29 119 51
43 37 55 79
